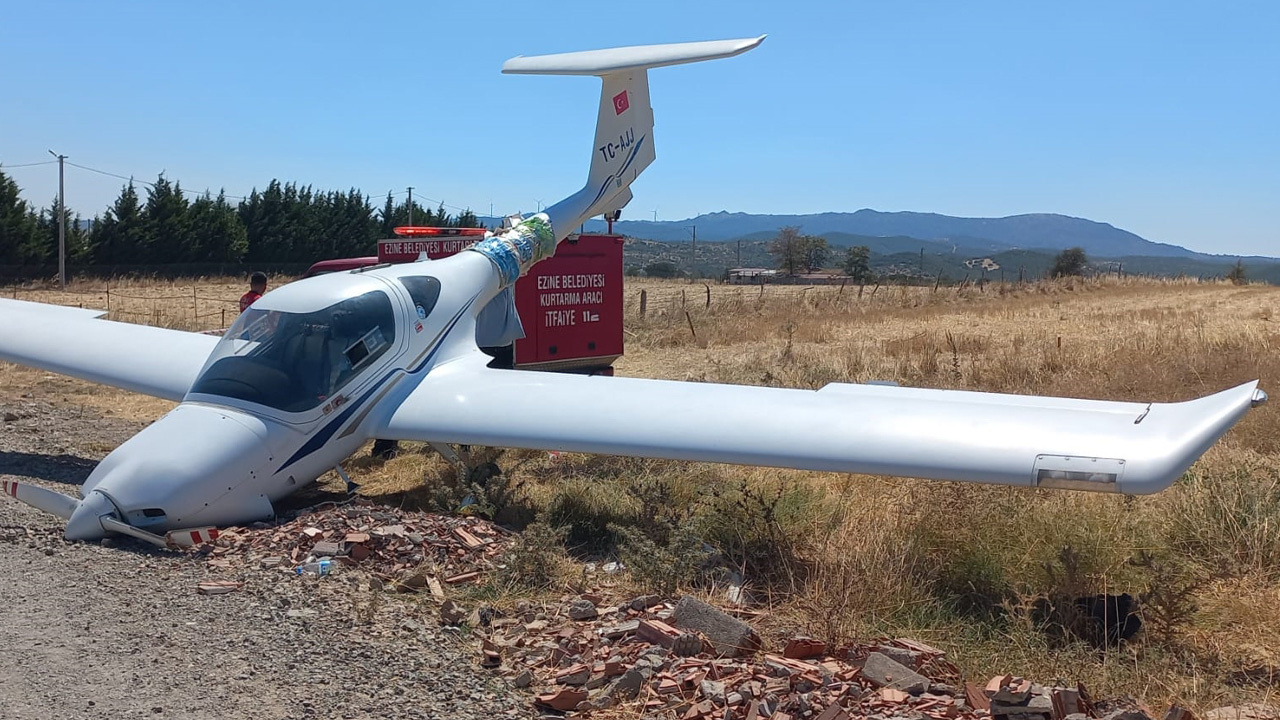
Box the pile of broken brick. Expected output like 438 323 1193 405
202 499 511 590
464 593 1198 720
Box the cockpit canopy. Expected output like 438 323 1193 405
191 290 397 412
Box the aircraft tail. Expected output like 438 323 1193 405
503 36 764 232
470 37 763 291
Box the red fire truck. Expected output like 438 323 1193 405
304 226 625 375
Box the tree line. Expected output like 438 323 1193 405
769 225 874 282
768 225 1121 284
0 170 480 267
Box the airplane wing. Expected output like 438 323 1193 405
378 353 1263 495
0 298 218 401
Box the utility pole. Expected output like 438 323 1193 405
736 239 741 267
407 186 414 226
48 150 66 289
686 225 696 277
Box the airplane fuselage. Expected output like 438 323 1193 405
67 250 503 540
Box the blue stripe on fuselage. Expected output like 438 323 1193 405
274 296 476 474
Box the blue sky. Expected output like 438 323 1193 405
2 1 1276 255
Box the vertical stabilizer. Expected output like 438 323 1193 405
470 37 763 293
585 70 656 218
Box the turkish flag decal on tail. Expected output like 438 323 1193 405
613 90 629 115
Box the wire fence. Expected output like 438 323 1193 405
5 273 1229 336
5 283 243 332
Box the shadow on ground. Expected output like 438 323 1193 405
0 451 96 486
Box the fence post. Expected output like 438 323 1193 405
221 308 226 327
639 289 647 317
684 310 698 343
193 287 198 320
704 283 711 308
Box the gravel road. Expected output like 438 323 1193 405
0 398 527 720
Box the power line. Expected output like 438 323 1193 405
1 160 57 169
20 157 484 214
64 160 140 184
410 193 474 214
65 160 252 200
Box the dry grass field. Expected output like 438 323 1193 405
4 274 1279 712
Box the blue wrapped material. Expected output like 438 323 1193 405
471 236 522 287
468 214 558 289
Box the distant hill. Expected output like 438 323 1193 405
578 209 1273 263
619 236 1277 285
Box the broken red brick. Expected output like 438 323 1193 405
784 637 827 660
1052 687 1082 720
893 638 944 656
535 688 587 711
453 527 484 549
815 703 852 720
986 675 1013 696
763 654 822 674
637 619 682 648
880 688 910 703
966 683 992 711
196 580 242 595
681 669 707 688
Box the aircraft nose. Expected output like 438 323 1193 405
64 490 116 541
81 403 278 531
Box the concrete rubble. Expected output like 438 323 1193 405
193 498 512 588
458 592 1207 720
173 501 1241 720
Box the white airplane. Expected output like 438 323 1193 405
0 37 1267 548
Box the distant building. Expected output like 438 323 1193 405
776 271 845 285
727 268 777 284
964 257 1001 272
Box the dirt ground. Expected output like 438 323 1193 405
5 276 1280 716
0 394 525 720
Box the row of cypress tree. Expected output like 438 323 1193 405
0 170 480 267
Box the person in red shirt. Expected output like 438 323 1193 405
239 272 267 312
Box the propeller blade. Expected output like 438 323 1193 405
0 479 79 520
165 526 221 549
